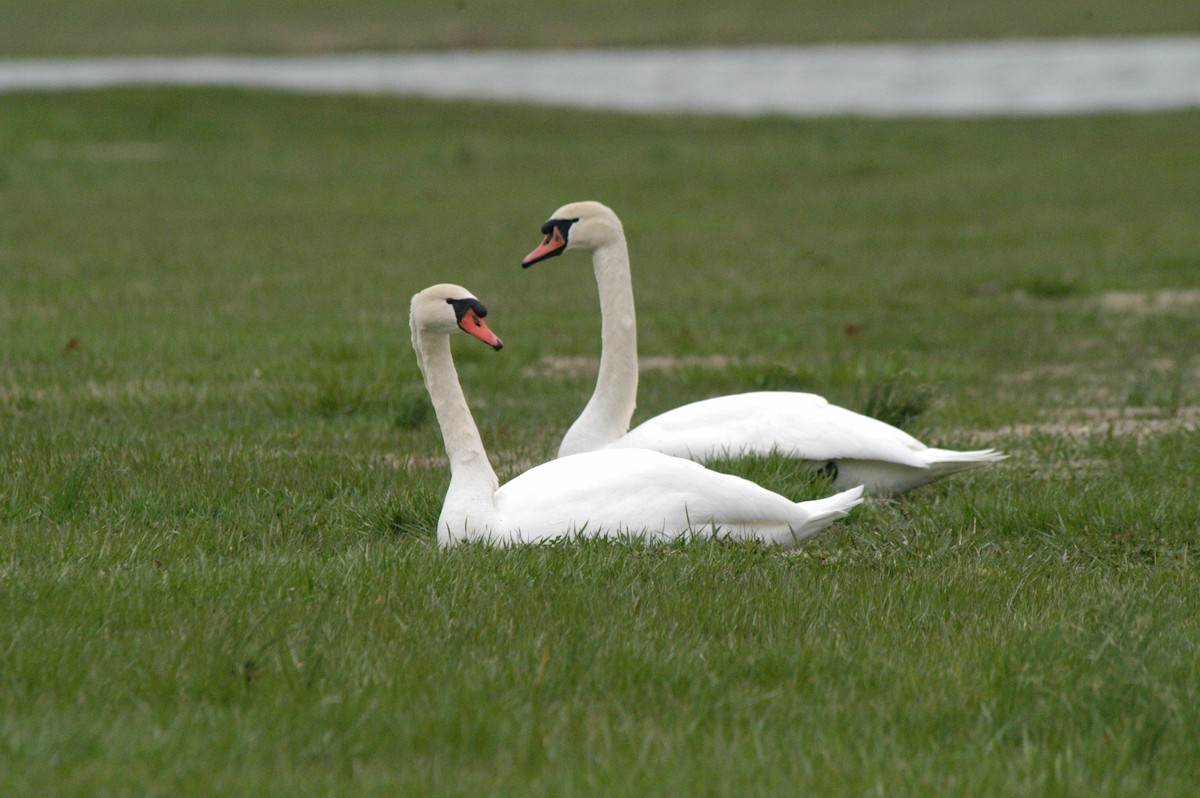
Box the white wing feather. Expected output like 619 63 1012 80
611 391 929 467
493 448 862 545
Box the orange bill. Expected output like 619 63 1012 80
521 226 567 267
459 309 503 350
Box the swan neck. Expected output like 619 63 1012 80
413 328 500 500
559 236 639 456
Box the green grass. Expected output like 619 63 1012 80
3 0 1199 56
2 89 1200 795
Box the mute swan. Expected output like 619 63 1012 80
521 201 1005 497
410 283 863 547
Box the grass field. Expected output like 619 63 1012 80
4 0 1200 56
3 87 1199 795
3 28 1200 792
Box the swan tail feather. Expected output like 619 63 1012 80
786 485 865 544
919 448 1007 477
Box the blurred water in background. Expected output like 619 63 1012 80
2 37 1199 117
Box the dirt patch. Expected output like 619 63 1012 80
977 406 1200 441
0 379 290 411
370 453 449 472
524 353 738 378
1000 364 1123 406
1097 289 1200 314
0 381 192 406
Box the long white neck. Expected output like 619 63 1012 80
412 328 500 543
558 237 639 456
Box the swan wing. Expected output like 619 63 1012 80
493 448 847 544
613 391 930 467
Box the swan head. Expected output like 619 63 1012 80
409 284 504 350
521 200 624 267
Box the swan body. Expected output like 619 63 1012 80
609 391 1002 496
521 201 1005 497
476 448 863 546
410 283 863 547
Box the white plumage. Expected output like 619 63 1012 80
521 201 1005 496
410 283 864 547
491 448 862 545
